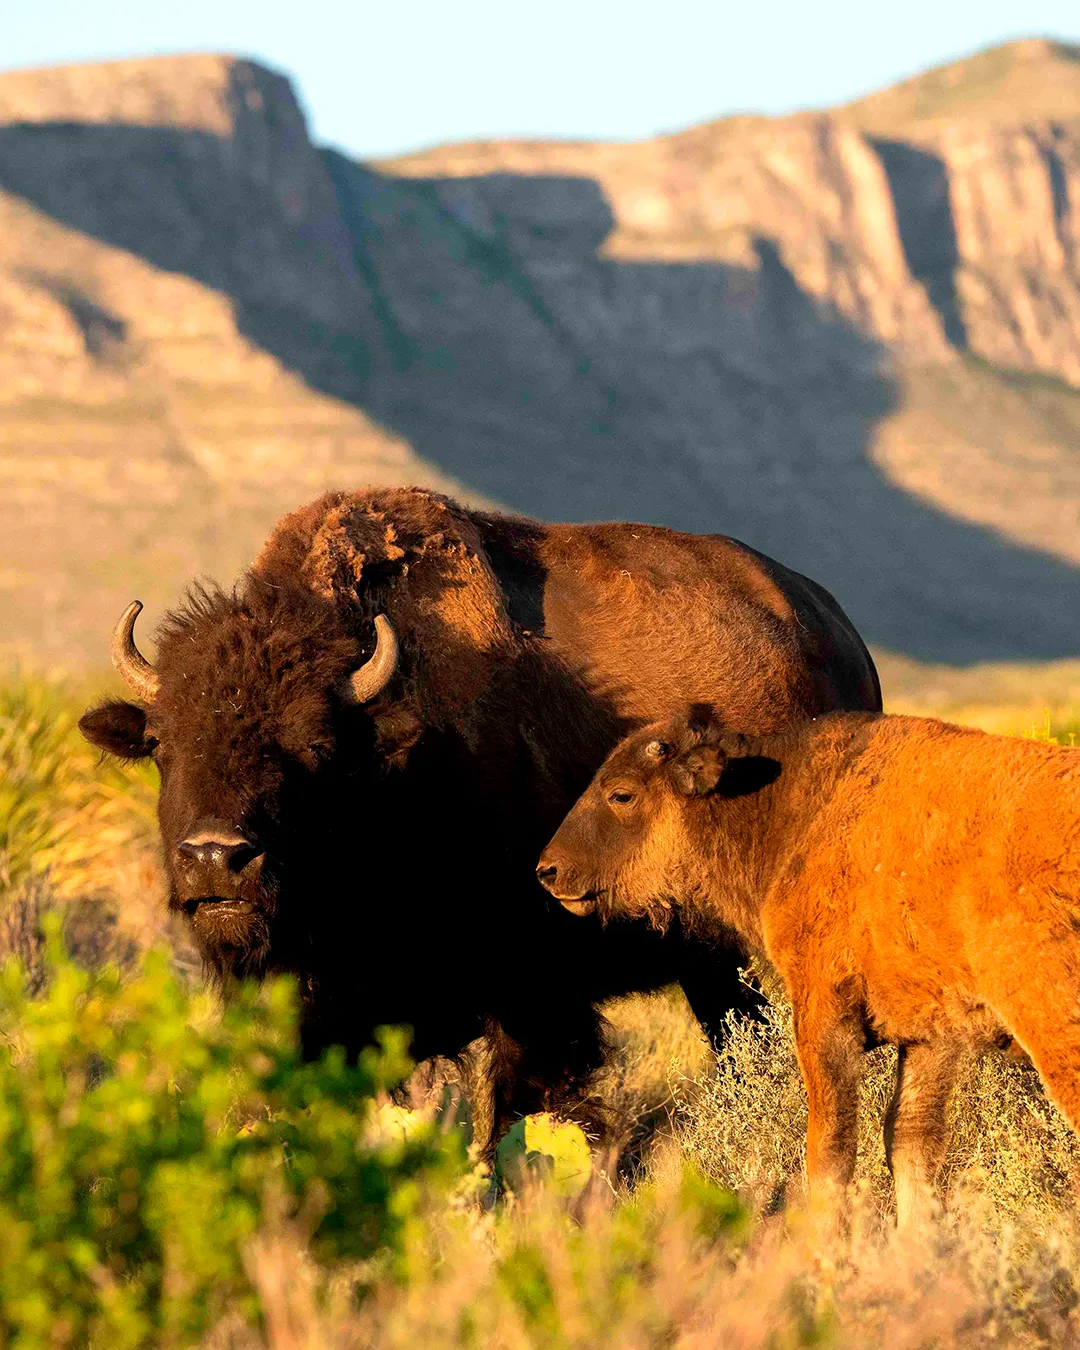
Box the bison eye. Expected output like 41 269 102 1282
297 742 332 769
608 789 636 806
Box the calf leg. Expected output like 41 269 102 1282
884 1040 964 1228
791 992 864 1209
976 939 1080 1133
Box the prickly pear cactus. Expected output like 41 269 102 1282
368 1101 431 1145
495 1112 593 1197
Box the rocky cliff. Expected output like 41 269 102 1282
3 40 1080 665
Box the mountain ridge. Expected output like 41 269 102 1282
1 40 1080 666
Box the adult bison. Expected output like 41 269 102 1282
80 487 880 1146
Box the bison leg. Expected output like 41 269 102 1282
975 935 1080 1134
883 1040 964 1228
678 939 767 1053
791 992 863 1212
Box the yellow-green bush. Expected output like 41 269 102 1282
0 923 466 1349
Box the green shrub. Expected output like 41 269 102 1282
0 922 466 1349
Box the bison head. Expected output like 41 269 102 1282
79 584 399 981
536 709 779 930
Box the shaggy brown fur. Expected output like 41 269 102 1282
80 487 880 1151
539 709 1080 1223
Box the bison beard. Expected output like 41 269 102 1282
80 487 881 1153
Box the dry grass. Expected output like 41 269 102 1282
674 997 1080 1232
874 650 1080 742
201 986 1080 1349
210 1165 1080 1349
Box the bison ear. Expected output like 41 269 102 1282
671 745 726 796
78 701 155 760
372 700 425 768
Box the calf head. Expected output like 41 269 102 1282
79 584 399 981
536 708 779 929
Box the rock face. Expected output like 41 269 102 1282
0 56 475 665
3 41 1080 664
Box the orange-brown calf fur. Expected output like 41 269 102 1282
539 710 1080 1224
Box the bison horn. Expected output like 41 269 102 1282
111 600 160 704
343 614 399 704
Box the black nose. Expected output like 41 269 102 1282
177 826 262 873
536 859 558 885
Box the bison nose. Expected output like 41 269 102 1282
177 826 262 873
536 857 559 890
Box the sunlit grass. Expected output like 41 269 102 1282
0 671 180 978
0 671 157 893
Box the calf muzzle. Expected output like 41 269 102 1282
535 851 599 916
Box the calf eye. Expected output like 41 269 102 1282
608 789 636 806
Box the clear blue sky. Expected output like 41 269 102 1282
5 1 1080 159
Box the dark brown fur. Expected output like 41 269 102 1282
80 488 880 1149
540 709 1080 1222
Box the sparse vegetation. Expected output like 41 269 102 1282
6 670 1080 1345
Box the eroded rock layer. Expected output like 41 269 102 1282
3 41 1080 663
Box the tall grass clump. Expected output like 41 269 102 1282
0 671 156 893
219 1153 1080 1348
0 671 175 975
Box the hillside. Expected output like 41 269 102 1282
2 40 1080 665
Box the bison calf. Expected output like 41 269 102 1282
537 707 1080 1225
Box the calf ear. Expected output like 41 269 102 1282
78 701 155 760
671 745 726 796
686 702 721 737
